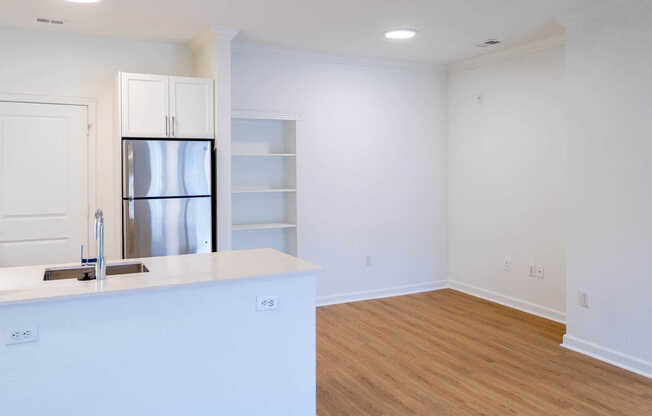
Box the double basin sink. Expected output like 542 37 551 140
43 262 149 281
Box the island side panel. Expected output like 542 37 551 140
0 273 317 416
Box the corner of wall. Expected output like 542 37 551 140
448 278 566 323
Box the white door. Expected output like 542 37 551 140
0 102 88 267
169 76 214 139
121 73 169 138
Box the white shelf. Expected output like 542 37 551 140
233 223 297 231
231 116 298 256
232 153 296 157
232 187 296 194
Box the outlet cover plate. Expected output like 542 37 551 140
5 326 39 345
578 291 590 308
257 296 279 311
504 257 512 272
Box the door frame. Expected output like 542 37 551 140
0 93 98 254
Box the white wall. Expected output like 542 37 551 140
561 1 652 376
0 26 194 260
231 45 448 302
447 40 567 322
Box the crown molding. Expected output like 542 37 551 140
211 27 240 41
188 26 240 52
447 35 565 73
232 41 443 72
188 29 213 52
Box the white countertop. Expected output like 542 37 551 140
0 249 320 306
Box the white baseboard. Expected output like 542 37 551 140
317 280 447 307
448 280 566 323
562 335 652 379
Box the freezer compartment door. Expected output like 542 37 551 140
122 139 212 198
123 197 212 259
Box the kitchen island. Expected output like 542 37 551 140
0 249 319 416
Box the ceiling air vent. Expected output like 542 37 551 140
477 39 501 47
36 18 64 25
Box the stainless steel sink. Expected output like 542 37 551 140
43 262 149 281
106 262 149 276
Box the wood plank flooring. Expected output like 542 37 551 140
317 289 652 415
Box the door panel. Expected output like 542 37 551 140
0 102 88 267
169 76 214 139
122 140 212 198
121 73 169 138
123 197 212 259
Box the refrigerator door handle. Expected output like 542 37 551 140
127 141 135 201
123 200 136 259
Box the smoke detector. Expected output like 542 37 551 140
477 39 501 47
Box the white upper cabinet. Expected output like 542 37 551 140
169 76 214 139
120 72 214 139
121 73 169 138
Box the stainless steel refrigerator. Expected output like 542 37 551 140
122 139 213 258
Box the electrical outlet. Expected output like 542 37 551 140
578 291 590 308
256 296 279 311
536 265 545 279
503 257 512 272
5 326 38 345
528 264 536 277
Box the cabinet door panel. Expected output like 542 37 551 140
121 73 169 138
169 76 214 139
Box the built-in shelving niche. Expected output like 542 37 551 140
231 115 298 256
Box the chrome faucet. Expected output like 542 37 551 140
95 209 106 281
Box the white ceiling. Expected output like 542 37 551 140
0 0 602 63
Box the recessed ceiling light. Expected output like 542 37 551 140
384 29 417 40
